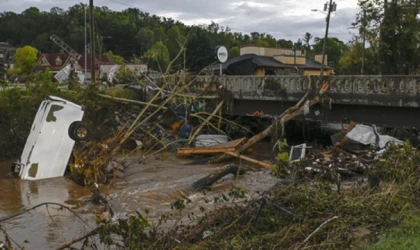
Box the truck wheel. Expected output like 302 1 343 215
69 122 89 141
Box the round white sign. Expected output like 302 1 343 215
216 46 228 63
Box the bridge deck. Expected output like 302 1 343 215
188 75 420 128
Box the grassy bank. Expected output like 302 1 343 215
365 213 420 250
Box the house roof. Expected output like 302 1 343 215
38 54 71 69
37 53 115 70
214 54 332 74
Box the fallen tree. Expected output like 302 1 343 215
209 78 330 164
190 164 246 192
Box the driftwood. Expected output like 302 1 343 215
188 101 225 145
177 137 246 155
209 81 329 164
55 226 102 250
90 185 109 205
226 152 272 169
295 216 339 249
97 93 165 109
190 164 246 192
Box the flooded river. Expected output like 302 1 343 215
0 144 279 249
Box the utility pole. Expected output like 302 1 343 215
84 5 87 79
361 9 366 75
89 0 95 82
320 0 337 79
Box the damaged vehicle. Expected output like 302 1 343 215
12 96 88 180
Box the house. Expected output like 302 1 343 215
37 53 149 81
0 42 16 80
214 45 333 76
36 53 116 80
99 64 148 79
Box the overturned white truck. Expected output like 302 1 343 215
12 96 88 180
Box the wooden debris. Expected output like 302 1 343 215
188 101 225 145
226 152 272 169
177 137 246 155
190 164 245 191
209 80 329 165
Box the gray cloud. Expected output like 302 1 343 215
0 0 360 42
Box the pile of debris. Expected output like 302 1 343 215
282 121 404 181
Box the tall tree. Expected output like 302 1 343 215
142 41 170 72
11 45 38 75
354 0 420 74
185 27 214 73
277 39 293 48
339 37 379 74
302 32 313 51
312 37 347 74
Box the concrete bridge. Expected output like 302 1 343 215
189 75 420 128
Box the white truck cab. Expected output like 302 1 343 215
12 96 88 180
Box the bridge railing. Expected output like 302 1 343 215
189 75 420 108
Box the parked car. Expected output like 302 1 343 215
12 96 88 180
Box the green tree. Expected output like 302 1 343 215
185 27 214 73
277 39 293 48
256 40 269 47
12 45 38 75
136 28 155 56
142 41 170 72
312 37 347 74
229 46 240 58
302 32 313 51
105 51 124 64
340 37 379 75
354 0 420 74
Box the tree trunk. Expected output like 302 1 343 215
190 164 245 192
208 81 328 165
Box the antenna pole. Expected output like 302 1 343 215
84 5 87 78
89 0 95 82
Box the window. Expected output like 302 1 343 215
41 57 49 65
55 57 62 66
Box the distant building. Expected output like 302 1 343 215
214 45 333 76
37 53 149 81
36 53 115 80
99 64 148 79
0 42 16 80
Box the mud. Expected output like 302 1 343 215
0 143 279 249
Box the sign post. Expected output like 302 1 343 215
215 46 228 76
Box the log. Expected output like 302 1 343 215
177 137 246 155
190 164 246 192
90 185 108 205
226 152 272 169
55 226 102 250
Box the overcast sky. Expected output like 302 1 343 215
1 0 361 43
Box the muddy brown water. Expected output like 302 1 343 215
0 144 279 249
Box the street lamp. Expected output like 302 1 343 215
311 9 328 15
312 1 337 78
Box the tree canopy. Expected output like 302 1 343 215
11 45 38 75
2 2 418 75
0 5 304 73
